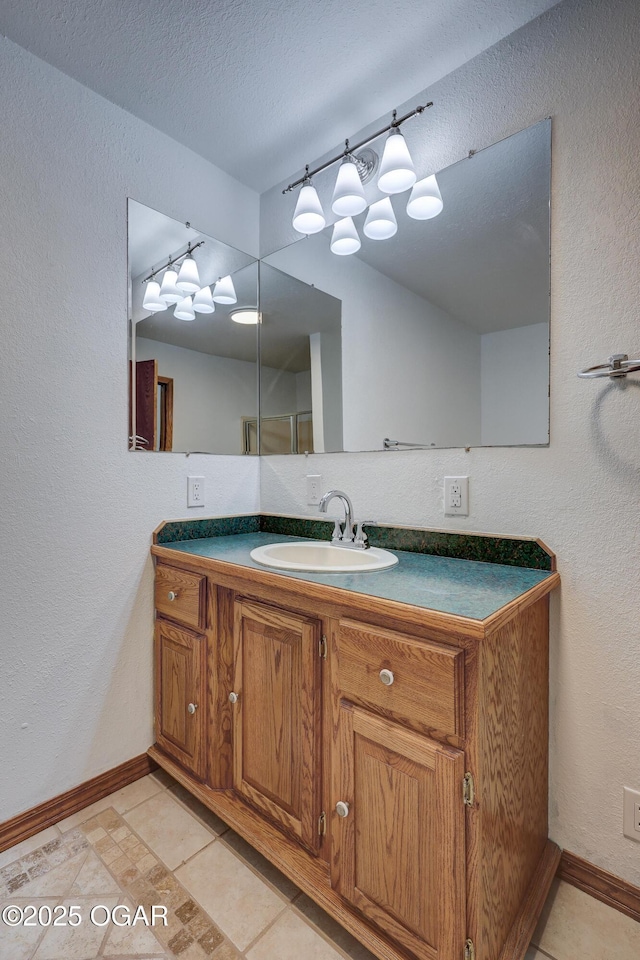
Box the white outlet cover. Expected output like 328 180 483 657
623 786 640 841
444 476 469 516
187 475 205 508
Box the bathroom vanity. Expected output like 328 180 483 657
148 517 560 960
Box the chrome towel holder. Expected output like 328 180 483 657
577 353 640 379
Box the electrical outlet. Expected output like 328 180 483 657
623 787 640 841
444 476 469 516
306 474 322 505
187 476 205 508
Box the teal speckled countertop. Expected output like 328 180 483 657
162 532 554 621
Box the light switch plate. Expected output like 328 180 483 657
306 474 322 505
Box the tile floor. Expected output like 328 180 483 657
1 771 639 960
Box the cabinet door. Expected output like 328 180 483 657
154 619 205 778
232 599 322 852
332 703 465 960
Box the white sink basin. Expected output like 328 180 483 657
250 541 398 573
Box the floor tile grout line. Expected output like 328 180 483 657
26 900 62 960
288 896 373 960
532 947 559 960
9 797 357 960
162 784 232 842
168 792 229 843
234 900 291 957
0 823 62 876
214 831 301 907
83 806 230 959
24 848 91 960
71 812 173 960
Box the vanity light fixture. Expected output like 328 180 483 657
406 174 443 220
192 286 216 313
284 102 432 244
331 156 367 217
142 279 166 312
174 296 196 321
159 267 182 304
377 124 417 194
231 308 260 324
212 275 238 304
176 255 201 294
292 172 326 234
330 216 361 255
142 240 207 317
363 197 397 240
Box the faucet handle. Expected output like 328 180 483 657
354 521 376 548
330 517 344 542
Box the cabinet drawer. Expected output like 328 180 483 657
335 620 464 738
155 564 206 630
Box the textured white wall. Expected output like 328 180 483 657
480 323 549 445
0 38 260 819
261 0 640 886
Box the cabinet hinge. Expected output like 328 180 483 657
463 772 475 807
318 811 327 836
464 938 475 960
319 635 328 659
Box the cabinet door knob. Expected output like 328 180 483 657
335 801 350 818
187 703 198 715
379 668 394 686
167 591 178 601
229 692 239 704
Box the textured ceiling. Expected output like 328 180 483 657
0 0 562 191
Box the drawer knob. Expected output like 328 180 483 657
167 591 179 601
187 703 198 715
229 692 239 704
335 801 350 818
379 669 394 686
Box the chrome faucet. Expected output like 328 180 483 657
319 489 355 544
318 489 375 550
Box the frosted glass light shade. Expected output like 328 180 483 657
406 174 444 220
377 128 416 194
142 280 165 312
159 268 182 303
331 157 367 217
231 309 260 324
212 275 237 304
176 256 200 293
363 198 397 240
330 217 361 256
292 182 326 234
192 286 215 313
174 296 195 321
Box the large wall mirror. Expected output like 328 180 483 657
128 119 550 456
128 200 259 454
262 118 550 452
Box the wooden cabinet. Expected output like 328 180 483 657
150 544 560 960
155 563 206 631
334 619 465 740
332 703 466 960
154 618 205 778
231 599 322 852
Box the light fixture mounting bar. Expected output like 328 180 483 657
142 240 205 284
282 102 433 194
